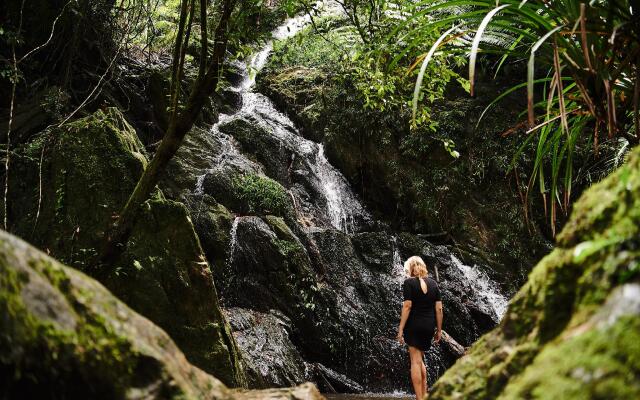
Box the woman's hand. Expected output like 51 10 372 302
397 330 405 345
434 329 442 343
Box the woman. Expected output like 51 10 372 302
397 256 443 399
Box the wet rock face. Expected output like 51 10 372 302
218 217 493 390
223 216 316 315
220 116 293 185
0 230 325 400
308 228 501 389
430 146 640 400
225 307 307 388
3 108 245 387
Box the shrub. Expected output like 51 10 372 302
233 174 289 216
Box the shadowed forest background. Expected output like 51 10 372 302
1 0 639 399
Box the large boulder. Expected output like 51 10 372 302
2 108 245 386
430 146 640 399
0 229 323 400
222 216 322 334
225 307 307 388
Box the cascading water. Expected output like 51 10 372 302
196 5 369 233
391 236 405 282
450 254 508 320
227 217 240 264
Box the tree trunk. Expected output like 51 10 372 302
100 0 235 264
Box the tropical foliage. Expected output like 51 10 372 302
299 0 467 157
402 0 639 233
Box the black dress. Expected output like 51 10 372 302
402 276 441 351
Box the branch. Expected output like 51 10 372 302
199 0 208 78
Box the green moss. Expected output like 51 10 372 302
500 316 640 399
1 252 147 398
232 174 289 217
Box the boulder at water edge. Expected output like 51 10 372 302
0 229 324 400
429 146 640 399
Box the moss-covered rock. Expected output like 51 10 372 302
429 146 640 399
0 229 325 399
6 107 147 265
201 168 293 220
2 108 246 387
0 228 229 399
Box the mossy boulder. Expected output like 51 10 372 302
2 108 246 386
6 107 147 264
0 229 324 399
202 170 293 219
429 146 640 399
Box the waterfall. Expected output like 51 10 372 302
196 6 369 233
450 254 508 320
391 236 405 282
227 217 240 264
195 5 510 392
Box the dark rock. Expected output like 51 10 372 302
225 307 307 388
466 302 498 332
351 232 397 273
219 116 292 185
222 216 316 317
308 363 364 393
225 61 247 87
218 89 244 114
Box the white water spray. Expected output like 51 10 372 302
450 254 508 320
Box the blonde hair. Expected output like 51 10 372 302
404 256 428 278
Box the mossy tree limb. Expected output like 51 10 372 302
101 0 236 264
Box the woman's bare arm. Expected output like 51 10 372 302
397 300 412 344
434 300 443 342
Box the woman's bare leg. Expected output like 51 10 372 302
408 346 424 400
421 357 427 395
